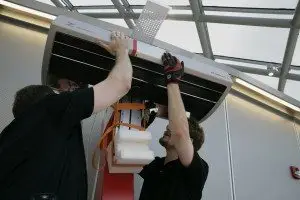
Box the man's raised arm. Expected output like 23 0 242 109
162 53 194 167
93 31 133 113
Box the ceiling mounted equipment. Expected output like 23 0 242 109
42 16 232 122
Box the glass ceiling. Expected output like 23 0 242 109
71 0 113 6
202 0 298 9
35 0 300 102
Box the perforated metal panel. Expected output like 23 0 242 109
132 0 171 44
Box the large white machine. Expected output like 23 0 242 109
42 15 232 122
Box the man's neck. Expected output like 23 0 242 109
164 148 178 165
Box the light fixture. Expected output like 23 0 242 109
0 0 56 20
235 78 300 112
267 65 279 77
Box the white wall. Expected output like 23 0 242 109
1 19 300 200
0 20 47 131
227 94 300 200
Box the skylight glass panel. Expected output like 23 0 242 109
245 73 279 89
79 9 119 13
35 0 55 6
208 24 289 63
285 80 300 101
289 69 300 75
128 0 189 5
202 0 297 9
291 36 300 65
155 20 202 53
98 19 128 28
133 9 192 14
70 0 113 6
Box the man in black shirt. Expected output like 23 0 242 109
0 31 133 200
139 53 209 200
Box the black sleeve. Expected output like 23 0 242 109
45 88 94 128
183 152 209 188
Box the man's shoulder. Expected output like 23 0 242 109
179 152 209 175
148 156 164 167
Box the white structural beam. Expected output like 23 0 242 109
82 12 294 28
204 6 294 15
189 0 214 59
111 0 135 29
75 5 294 15
199 15 291 28
278 1 300 91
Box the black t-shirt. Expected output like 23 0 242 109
139 151 209 200
0 88 94 200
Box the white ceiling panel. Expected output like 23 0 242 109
35 0 55 6
202 0 297 9
155 20 202 53
208 24 289 63
70 0 113 6
98 18 128 28
245 73 279 89
128 0 189 5
285 80 300 101
291 36 300 66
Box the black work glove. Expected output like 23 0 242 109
162 52 184 84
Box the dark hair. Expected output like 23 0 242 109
188 117 205 151
12 85 55 118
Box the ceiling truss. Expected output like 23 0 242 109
50 0 300 92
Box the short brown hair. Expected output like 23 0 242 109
13 85 55 118
188 117 205 151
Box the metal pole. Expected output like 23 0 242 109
120 0 138 24
111 0 135 29
189 0 214 59
74 5 294 15
82 12 193 20
60 0 74 11
204 6 294 15
214 54 300 70
278 1 300 91
51 0 64 8
225 64 300 81
277 28 300 91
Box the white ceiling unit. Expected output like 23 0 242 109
42 16 232 122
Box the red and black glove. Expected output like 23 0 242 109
162 52 184 84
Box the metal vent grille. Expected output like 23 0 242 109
132 0 170 44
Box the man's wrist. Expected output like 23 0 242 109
167 82 180 89
116 47 128 57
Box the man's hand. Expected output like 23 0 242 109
162 52 184 84
97 31 129 55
